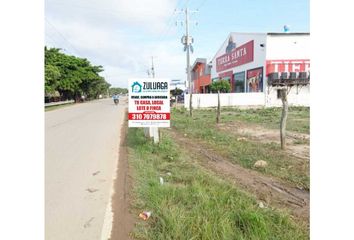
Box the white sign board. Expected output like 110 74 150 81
128 78 170 128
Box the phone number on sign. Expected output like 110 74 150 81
128 113 170 120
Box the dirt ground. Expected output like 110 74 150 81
109 117 135 240
217 121 310 160
108 114 309 239
167 128 310 224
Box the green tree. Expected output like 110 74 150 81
45 64 61 96
209 79 231 123
109 87 128 95
210 79 231 93
45 46 111 102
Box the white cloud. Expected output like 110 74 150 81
46 0 177 33
45 0 190 88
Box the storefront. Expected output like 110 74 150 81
191 58 212 93
208 32 310 107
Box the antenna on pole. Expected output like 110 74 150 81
151 56 155 78
175 4 198 117
148 56 159 142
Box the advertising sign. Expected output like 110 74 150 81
266 59 310 75
246 67 263 92
216 40 254 72
128 78 170 128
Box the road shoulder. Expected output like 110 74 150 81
109 112 135 240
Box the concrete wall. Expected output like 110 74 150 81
183 88 310 109
265 86 310 107
184 93 265 109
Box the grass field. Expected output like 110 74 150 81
128 128 308 239
220 107 310 134
171 107 310 189
45 103 74 112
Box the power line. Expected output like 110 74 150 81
154 0 187 42
45 33 61 48
45 32 75 56
103 70 148 78
196 0 208 10
45 18 83 57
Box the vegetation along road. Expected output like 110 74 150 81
122 106 310 239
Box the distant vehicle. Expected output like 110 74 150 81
170 93 184 106
113 94 119 105
178 94 185 102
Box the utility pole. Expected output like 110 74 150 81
176 4 197 117
185 8 192 116
147 56 159 143
151 56 155 78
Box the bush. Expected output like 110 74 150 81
210 79 231 93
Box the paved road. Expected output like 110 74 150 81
45 98 127 240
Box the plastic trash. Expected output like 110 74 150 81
160 177 164 185
237 137 247 141
139 211 152 221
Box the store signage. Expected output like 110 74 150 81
218 70 233 79
266 59 310 75
216 40 254 72
128 78 170 128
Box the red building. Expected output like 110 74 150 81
191 58 212 93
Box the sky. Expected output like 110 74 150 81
45 0 310 88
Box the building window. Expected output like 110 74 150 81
233 71 245 93
277 89 281 99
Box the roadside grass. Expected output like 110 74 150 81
45 103 74 112
220 106 310 134
128 128 308 240
171 108 309 189
293 138 310 145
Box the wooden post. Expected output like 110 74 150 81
216 90 221 124
280 89 288 149
144 128 149 137
151 127 159 144
189 92 193 117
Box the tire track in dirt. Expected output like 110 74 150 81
166 128 309 223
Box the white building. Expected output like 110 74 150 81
185 32 310 108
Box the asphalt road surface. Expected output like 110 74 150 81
45 97 127 240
